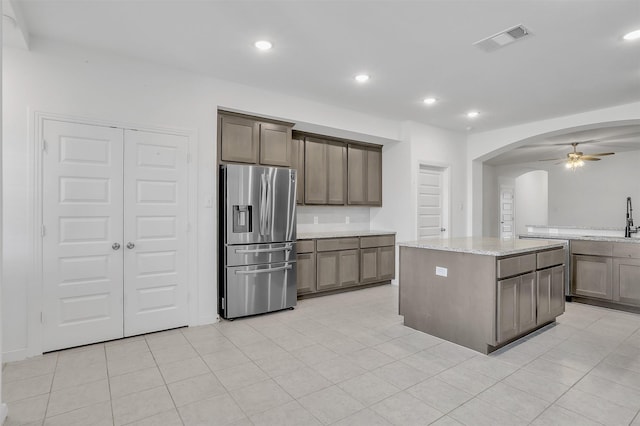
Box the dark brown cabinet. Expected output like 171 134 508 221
573 254 613 300
360 235 396 283
497 272 537 344
290 137 305 205
298 234 395 298
219 114 259 164
537 265 565 324
218 112 292 167
304 138 346 205
259 122 292 167
348 145 382 206
297 240 316 296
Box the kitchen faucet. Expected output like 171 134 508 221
625 196 638 238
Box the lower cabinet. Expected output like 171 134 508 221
316 249 360 290
497 272 536 343
297 252 316 295
297 234 395 297
316 251 342 291
537 265 565 324
613 257 640 306
572 254 613 300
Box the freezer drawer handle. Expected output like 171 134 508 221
235 264 293 275
236 246 292 254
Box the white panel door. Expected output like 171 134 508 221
42 120 125 351
417 165 447 239
500 185 515 239
123 130 189 336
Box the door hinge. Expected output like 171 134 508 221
41 225 46 237
187 153 192 163
186 222 191 233
40 312 44 323
42 140 48 153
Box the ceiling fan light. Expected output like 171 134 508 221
565 162 572 169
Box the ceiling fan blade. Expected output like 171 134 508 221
581 157 601 161
538 158 564 162
586 152 615 156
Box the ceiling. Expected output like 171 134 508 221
484 123 640 166
4 0 639 133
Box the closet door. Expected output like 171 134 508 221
123 130 189 336
42 120 125 352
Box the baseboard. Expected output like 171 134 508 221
0 402 8 424
195 315 219 326
2 348 28 363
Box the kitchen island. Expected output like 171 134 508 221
399 237 567 354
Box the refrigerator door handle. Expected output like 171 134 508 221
234 264 293 275
259 174 268 235
235 245 293 254
266 178 272 233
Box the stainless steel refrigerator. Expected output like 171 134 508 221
219 164 297 319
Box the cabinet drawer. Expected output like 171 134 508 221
613 242 640 259
316 237 359 252
497 254 536 279
537 248 565 269
571 240 613 257
297 239 315 254
360 235 395 248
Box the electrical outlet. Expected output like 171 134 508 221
435 266 448 277
313 216 318 225
345 216 350 224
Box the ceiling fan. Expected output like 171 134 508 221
539 142 615 170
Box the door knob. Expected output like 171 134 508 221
112 243 121 250
126 242 135 249
440 228 446 232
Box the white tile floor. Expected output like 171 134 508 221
3 285 640 426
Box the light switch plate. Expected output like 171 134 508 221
435 266 448 277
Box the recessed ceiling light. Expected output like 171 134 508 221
354 74 370 83
467 111 480 118
623 29 640 41
254 40 273 50
423 97 437 105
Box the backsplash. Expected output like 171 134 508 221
297 206 371 232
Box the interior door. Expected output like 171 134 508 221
417 165 447 238
123 130 189 336
500 185 515 239
42 120 125 351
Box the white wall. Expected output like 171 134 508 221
548 150 640 227
466 102 640 235
515 170 548 235
297 206 370 233
482 165 498 237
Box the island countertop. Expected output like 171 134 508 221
398 237 566 256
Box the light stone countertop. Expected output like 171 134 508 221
526 224 624 231
297 230 396 240
522 233 640 244
398 237 566 256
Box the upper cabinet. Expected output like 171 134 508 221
218 112 293 167
304 138 346 205
291 136 305 205
217 112 383 207
347 145 382 206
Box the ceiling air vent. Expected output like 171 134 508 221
473 24 531 52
